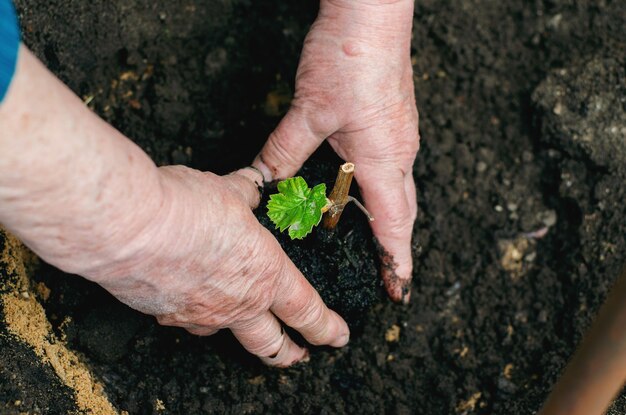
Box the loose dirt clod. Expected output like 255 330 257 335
155 399 166 412
385 324 401 343
34 281 51 301
498 236 536 279
456 392 482 413
504 363 514 379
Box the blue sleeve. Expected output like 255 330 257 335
0 0 19 103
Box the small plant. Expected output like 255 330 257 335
267 162 373 239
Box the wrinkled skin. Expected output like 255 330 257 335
100 166 351 366
0 49 348 367
254 0 419 303
0 0 417 368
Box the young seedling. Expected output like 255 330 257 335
267 162 373 240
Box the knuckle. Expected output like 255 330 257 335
404 113 421 153
236 290 274 320
290 297 329 344
234 319 284 357
255 336 284 357
253 235 289 278
411 128 421 152
222 174 259 209
382 211 414 240
155 315 171 326
290 295 317 323
266 128 301 172
410 202 418 222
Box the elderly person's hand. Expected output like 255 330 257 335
254 0 419 303
96 165 350 367
0 47 348 367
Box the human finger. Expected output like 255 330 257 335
355 164 416 304
222 168 264 209
271 260 350 347
185 326 219 336
230 312 309 367
252 107 330 181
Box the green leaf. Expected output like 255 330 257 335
267 177 328 239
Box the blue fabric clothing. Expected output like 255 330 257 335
0 0 19 103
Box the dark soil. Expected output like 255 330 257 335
0 330 77 414
1 0 625 414
256 161 384 329
0 235 77 414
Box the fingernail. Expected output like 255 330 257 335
331 333 350 348
252 157 273 182
239 166 265 188
402 286 411 305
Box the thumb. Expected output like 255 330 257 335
253 107 331 181
355 164 417 304
222 168 264 209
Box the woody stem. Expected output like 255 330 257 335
323 162 355 230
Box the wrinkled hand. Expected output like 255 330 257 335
94 166 349 367
0 47 348 367
253 0 419 303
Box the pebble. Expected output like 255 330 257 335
385 325 401 343
476 161 487 173
503 363 514 379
